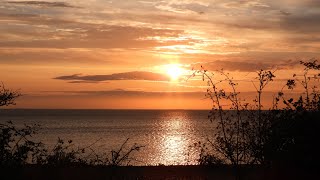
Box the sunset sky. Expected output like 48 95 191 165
1 0 319 109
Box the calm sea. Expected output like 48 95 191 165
0 109 216 165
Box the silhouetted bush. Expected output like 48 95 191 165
0 83 20 107
0 84 45 167
42 138 88 167
192 59 320 169
0 121 46 167
193 141 223 166
266 60 320 167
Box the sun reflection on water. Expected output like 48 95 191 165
152 112 199 165
162 135 186 164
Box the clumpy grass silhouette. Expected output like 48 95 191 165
41 137 144 167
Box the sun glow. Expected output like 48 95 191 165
166 64 184 81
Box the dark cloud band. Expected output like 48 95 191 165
54 71 171 83
192 60 300 72
6 1 79 8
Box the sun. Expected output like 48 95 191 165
166 64 184 81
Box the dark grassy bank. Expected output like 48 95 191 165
1 165 317 180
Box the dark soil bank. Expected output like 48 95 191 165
1 165 316 180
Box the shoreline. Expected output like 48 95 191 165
1 165 316 180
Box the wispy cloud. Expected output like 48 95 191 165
0 17 189 49
155 1 210 14
221 0 271 9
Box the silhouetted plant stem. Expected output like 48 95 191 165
201 70 228 148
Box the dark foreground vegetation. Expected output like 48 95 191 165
190 60 320 179
1 60 320 179
1 165 317 180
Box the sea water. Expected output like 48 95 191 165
0 109 216 165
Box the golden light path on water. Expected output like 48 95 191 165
150 111 201 165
